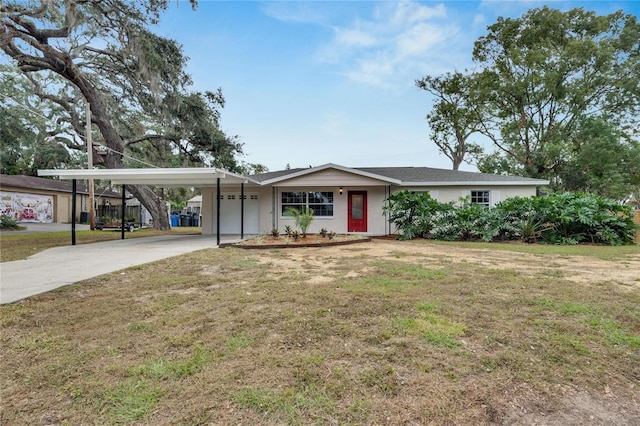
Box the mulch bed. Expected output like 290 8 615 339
220 234 372 249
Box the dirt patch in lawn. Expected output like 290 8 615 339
224 233 370 249
270 239 640 290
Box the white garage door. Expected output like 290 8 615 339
217 192 259 234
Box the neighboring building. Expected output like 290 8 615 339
199 164 549 236
0 174 123 224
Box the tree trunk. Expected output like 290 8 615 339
126 185 170 230
452 157 462 171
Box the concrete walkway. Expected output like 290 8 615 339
0 234 239 304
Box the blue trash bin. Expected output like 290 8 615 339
192 214 199 227
170 214 180 227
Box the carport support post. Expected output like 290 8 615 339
71 179 77 245
121 184 125 240
241 183 244 239
216 178 221 245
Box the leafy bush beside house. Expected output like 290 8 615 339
384 191 637 246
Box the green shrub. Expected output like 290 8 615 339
383 191 450 240
285 207 314 237
495 193 636 245
384 191 636 245
0 214 20 230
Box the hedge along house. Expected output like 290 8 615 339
39 164 548 243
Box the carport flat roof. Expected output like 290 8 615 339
38 167 258 187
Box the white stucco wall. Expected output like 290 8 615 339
201 185 261 235
396 185 538 206
263 185 389 236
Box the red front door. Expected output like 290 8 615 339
348 191 367 232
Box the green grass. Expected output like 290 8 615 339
102 380 162 423
394 302 467 348
130 343 211 380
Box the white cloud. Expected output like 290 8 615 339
343 53 396 88
473 13 486 28
316 1 459 88
395 23 453 57
334 25 378 48
262 2 328 25
387 1 447 26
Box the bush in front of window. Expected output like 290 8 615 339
285 207 314 238
384 190 637 245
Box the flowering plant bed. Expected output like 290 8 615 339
221 233 370 249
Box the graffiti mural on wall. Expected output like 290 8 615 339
0 191 54 223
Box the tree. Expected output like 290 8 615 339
416 71 484 170
0 0 247 229
0 65 84 174
471 7 640 190
559 117 640 200
0 66 45 175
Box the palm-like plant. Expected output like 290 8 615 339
286 207 314 238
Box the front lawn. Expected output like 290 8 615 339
1 240 638 424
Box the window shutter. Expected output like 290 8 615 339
430 190 438 201
491 190 501 207
461 190 471 201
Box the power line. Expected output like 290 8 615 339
0 93 51 121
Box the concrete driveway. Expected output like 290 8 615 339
0 234 238 304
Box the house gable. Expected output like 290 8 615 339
272 168 395 187
257 163 400 186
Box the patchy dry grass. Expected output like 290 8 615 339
1 240 639 425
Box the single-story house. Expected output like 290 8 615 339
38 164 549 239
0 174 124 224
199 163 549 237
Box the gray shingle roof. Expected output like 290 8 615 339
0 174 124 197
251 165 548 185
355 167 547 183
251 168 307 183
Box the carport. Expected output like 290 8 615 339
37 168 258 246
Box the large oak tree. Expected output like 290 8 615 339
472 7 640 190
1 0 245 229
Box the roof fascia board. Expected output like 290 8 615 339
38 168 258 185
261 163 401 185
398 180 550 186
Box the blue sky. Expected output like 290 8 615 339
155 1 638 172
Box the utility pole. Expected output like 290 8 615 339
86 102 95 230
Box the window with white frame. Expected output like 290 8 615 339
470 190 490 206
281 191 334 217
